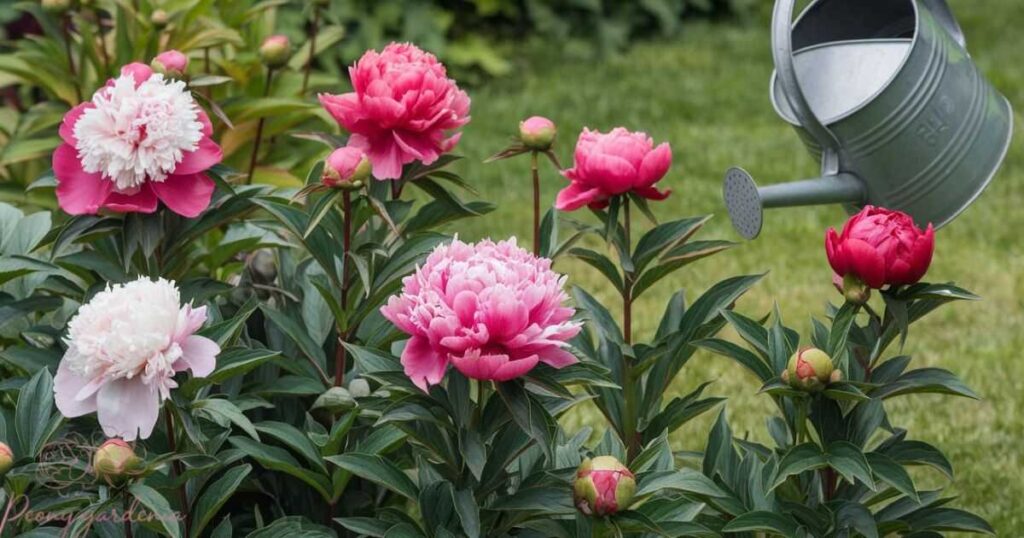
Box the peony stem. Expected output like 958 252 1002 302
246 67 275 184
203 47 212 100
95 9 111 76
301 5 320 95
123 495 133 538
620 196 640 461
622 197 632 345
531 151 541 256
61 15 82 103
334 191 352 387
164 408 191 536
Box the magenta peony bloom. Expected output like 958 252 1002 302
556 127 672 211
53 63 222 218
54 278 220 441
151 50 188 76
319 43 471 180
825 206 935 289
380 237 580 390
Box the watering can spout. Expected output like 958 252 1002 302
723 168 866 240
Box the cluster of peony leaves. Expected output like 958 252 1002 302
0 27 993 538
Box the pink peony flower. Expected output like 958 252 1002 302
555 127 672 211
380 237 580 390
319 43 471 180
53 63 222 218
151 50 188 76
825 206 935 289
54 277 220 441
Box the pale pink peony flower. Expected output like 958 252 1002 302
319 42 471 180
53 63 222 218
54 278 220 441
380 237 580 390
555 127 672 211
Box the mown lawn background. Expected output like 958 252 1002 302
441 0 1023 532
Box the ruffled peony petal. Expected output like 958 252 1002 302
825 228 848 276
582 152 637 195
536 347 578 369
359 134 406 180
150 173 215 218
401 335 448 391
636 142 672 188
176 335 219 377
96 378 161 441
53 144 112 215
633 185 671 201
556 182 605 212
173 137 222 175
54 359 99 417
59 103 91 145
451 350 540 382
103 184 158 214
844 238 887 289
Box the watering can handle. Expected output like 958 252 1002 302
771 0 842 170
921 0 966 47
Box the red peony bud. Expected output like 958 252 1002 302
825 206 934 290
573 456 636 517
259 35 292 69
322 146 370 190
784 347 835 392
519 116 556 150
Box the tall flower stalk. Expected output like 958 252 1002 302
249 35 291 183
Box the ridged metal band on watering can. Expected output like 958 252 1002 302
724 0 1013 240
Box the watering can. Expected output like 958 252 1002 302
723 0 1014 239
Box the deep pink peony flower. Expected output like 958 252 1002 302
825 206 935 289
319 43 471 180
53 63 222 218
54 278 220 441
555 127 672 211
380 237 580 390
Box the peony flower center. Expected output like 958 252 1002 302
74 73 203 191
62 279 185 388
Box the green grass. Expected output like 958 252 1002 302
443 0 1024 532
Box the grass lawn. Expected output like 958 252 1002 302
444 0 1024 532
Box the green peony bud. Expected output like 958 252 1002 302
93 439 142 484
0 442 13 477
785 347 835 392
842 273 871 305
573 456 636 517
41 0 72 15
150 9 169 28
259 35 292 69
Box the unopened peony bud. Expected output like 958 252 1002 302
842 273 870 305
0 442 13 477
322 146 370 190
150 9 169 28
259 35 291 69
785 347 835 392
41 0 72 14
519 116 556 150
573 456 635 517
151 50 188 77
348 378 371 398
93 439 142 483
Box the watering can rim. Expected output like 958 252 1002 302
769 38 915 126
769 0 925 128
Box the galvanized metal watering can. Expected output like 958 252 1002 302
724 0 1014 239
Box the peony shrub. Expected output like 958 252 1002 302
0 3 993 537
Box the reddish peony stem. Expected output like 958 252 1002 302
302 6 320 95
164 408 191 536
246 68 275 184
62 16 82 103
334 191 352 387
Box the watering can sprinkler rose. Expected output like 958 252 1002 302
723 0 1013 239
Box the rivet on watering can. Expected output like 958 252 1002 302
724 0 1013 240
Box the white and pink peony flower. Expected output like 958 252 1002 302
380 237 580 390
54 277 220 441
53 63 222 217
